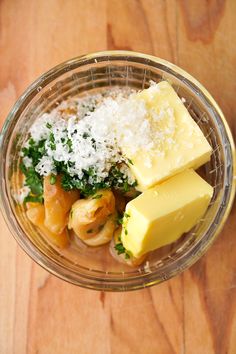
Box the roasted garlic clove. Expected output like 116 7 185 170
68 189 116 244
83 215 117 247
26 203 69 248
44 175 79 234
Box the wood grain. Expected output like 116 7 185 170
0 1 236 353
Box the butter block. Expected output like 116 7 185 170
121 169 213 258
124 81 212 191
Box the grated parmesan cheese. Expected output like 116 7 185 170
24 84 176 183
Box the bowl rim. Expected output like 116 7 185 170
0 50 235 291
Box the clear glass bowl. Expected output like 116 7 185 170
0 51 235 291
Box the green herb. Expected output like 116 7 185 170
114 242 131 259
70 175 109 196
60 172 75 191
20 162 27 175
50 174 57 185
20 164 43 196
66 138 73 152
125 253 130 259
22 139 46 166
20 138 46 203
82 132 90 139
117 215 123 225
86 167 95 177
24 195 44 204
125 229 128 235
127 158 133 165
124 212 130 218
92 194 103 199
49 132 56 150
108 166 137 193
87 229 93 234
46 122 52 129
53 157 137 197
123 181 129 193
114 243 126 255
54 161 71 175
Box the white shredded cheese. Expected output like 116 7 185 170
30 112 57 142
35 156 56 176
25 84 176 182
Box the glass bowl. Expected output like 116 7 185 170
0 51 235 291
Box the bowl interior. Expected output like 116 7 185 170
1 53 234 290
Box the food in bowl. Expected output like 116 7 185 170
13 80 213 266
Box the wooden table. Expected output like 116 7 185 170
0 1 236 353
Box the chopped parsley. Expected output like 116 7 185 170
49 132 56 150
66 138 73 152
20 164 42 195
117 212 130 226
92 194 103 199
127 158 133 165
117 217 123 226
50 174 57 185
56 163 137 197
20 138 47 203
24 195 44 204
114 241 131 259
21 138 46 166
82 132 90 139
20 163 43 203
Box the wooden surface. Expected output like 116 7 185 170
0 1 236 353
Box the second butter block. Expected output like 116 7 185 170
121 169 213 258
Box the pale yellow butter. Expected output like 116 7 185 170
121 169 213 258
123 81 212 191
